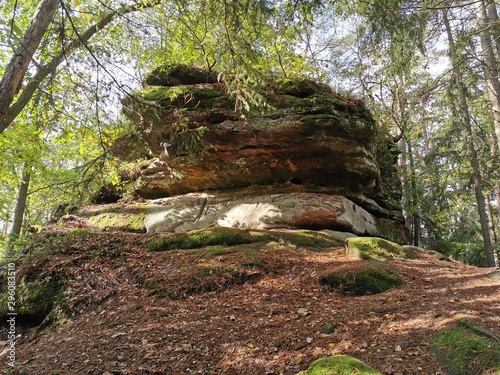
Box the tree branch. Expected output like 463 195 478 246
0 0 60 131
0 0 164 134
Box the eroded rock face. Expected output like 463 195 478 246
116 65 409 242
143 190 408 244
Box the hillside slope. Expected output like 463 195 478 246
1 224 499 374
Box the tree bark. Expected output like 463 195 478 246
476 0 500 158
486 0 500 62
0 0 163 134
7 163 32 250
443 11 496 267
0 0 60 128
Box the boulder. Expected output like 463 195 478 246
114 65 409 242
143 190 408 244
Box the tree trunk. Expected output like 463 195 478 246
0 0 163 133
406 140 420 246
486 0 500 62
0 0 60 127
476 0 500 158
443 11 496 267
7 164 32 250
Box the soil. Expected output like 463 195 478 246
1 225 499 375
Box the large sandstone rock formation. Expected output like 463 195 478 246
114 65 409 243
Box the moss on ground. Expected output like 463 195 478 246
297 355 383 375
345 237 410 261
146 228 341 253
429 318 500 375
146 227 258 252
319 262 402 296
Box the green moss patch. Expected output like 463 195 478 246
0 276 68 329
144 64 218 86
147 228 340 253
272 78 333 98
272 230 342 251
88 211 146 233
430 319 500 375
319 262 402 296
298 355 383 375
138 85 224 107
146 227 258 252
345 237 410 261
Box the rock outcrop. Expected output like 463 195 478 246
114 65 409 243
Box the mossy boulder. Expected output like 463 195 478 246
0 276 66 327
146 227 258 252
77 203 148 233
297 355 383 375
146 227 341 252
135 84 229 111
272 77 333 98
345 237 411 260
143 64 218 86
320 261 402 296
429 318 500 375
117 64 409 243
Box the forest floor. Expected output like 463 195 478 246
1 224 499 375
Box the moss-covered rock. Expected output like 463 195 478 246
429 318 500 375
116 64 409 243
144 64 218 86
345 237 410 260
136 84 229 110
272 78 333 98
146 227 258 252
78 203 148 233
319 261 402 296
0 276 67 328
146 228 340 252
297 355 383 375
88 212 146 233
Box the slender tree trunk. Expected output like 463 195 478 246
443 11 496 267
406 140 420 246
0 0 163 133
393 75 420 246
7 164 32 250
2 218 8 237
486 196 497 243
477 0 500 157
486 0 500 62
0 0 60 127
